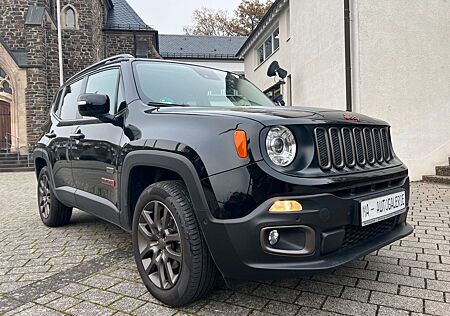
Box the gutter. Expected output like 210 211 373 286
344 0 352 112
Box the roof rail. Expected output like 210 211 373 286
65 54 134 84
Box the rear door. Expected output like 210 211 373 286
70 67 124 224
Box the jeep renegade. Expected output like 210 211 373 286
34 55 413 306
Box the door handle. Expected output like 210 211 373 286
45 131 56 139
69 132 85 140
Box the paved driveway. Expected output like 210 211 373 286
0 172 449 316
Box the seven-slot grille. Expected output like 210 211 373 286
314 126 393 170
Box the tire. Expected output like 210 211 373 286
132 180 218 306
37 166 72 227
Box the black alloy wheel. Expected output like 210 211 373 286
36 167 72 227
137 200 182 290
38 173 51 219
132 181 218 306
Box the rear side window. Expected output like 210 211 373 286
59 79 84 120
52 89 63 114
117 76 127 113
85 68 120 115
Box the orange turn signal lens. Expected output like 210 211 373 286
234 130 248 158
269 200 303 213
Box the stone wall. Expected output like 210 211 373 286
1 0 50 145
0 0 49 70
104 31 160 58
104 31 136 56
60 0 106 80
44 19 60 107
25 68 49 142
91 0 106 62
0 0 160 147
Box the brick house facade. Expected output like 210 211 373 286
0 0 159 151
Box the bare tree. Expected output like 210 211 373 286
229 0 274 36
183 8 233 36
184 0 274 37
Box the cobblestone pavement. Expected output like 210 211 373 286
0 172 449 315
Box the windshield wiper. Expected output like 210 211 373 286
147 102 189 108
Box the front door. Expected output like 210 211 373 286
50 78 85 206
70 67 124 225
0 101 11 150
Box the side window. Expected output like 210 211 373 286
52 89 63 114
117 75 127 113
59 79 84 120
85 68 120 115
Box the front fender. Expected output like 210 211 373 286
119 150 211 231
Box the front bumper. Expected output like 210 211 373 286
200 175 412 281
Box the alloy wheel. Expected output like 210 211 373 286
137 200 182 290
38 174 51 219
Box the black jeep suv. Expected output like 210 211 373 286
34 54 412 306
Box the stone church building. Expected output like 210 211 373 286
0 0 159 152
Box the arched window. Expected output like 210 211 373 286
62 5 77 29
0 68 12 95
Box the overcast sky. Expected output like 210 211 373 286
127 0 242 34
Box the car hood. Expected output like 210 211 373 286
154 106 388 126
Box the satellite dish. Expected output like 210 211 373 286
267 61 288 79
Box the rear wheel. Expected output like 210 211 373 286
37 167 72 227
132 181 218 306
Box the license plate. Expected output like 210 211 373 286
360 191 406 226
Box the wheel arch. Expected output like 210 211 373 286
33 148 52 180
120 150 211 232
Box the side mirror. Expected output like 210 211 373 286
77 93 110 117
273 94 286 106
267 61 288 79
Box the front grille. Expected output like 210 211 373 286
342 128 356 167
314 126 393 170
329 128 344 169
380 129 391 161
363 128 375 164
354 128 365 165
315 128 331 169
373 128 383 163
342 217 397 248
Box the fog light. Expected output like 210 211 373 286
268 230 280 245
269 200 302 213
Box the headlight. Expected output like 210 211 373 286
265 126 297 166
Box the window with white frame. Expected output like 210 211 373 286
257 46 264 65
256 27 280 66
286 8 291 40
273 28 280 50
61 5 77 29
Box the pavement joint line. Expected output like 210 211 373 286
0 247 131 313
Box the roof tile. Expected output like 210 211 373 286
159 35 247 60
105 0 154 31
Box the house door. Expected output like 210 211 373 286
0 101 11 150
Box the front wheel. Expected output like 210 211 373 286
132 181 218 306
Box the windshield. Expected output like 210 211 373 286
133 61 275 107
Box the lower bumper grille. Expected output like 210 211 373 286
342 217 397 248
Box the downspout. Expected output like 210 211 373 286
56 0 64 85
344 0 352 112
